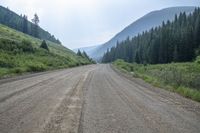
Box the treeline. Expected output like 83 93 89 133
77 50 96 64
102 8 200 64
0 6 61 44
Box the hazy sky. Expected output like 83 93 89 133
0 0 200 49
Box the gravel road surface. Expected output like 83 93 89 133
0 64 199 133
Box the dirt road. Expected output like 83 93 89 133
0 64 199 133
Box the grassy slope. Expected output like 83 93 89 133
113 59 200 102
0 24 92 77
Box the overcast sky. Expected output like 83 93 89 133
0 0 200 49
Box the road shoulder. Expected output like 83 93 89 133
110 64 200 114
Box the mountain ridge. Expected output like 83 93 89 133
78 6 196 61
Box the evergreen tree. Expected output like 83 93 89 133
82 51 90 59
194 12 200 48
135 51 140 64
40 40 49 51
31 13 40 38
102 8 200 64
77 50 82 57
0 6 61 44
173 45 179 62
22 15 28 34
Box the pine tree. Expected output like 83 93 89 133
40 40 49 51
77 50 82 57
194 13 200 48
102 8 200 64
173 45 179 62
22 15 28 34
82 51 90 60
135 51 140 64
31 13 39 38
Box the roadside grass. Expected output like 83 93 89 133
0 24 92 78
113 59 200 102
0 49 73 77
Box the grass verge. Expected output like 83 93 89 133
0 24 93 78
112 59 200 102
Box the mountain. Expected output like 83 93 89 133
0 5 61 44
102 7 200 64
73 45 100 55
84 6 196 61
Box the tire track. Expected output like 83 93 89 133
78 70 94 133
0 71 73 103
0 71 74 115
106 65 200 133
43 70 93 133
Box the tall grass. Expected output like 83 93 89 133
113 59 200 102
0 24 93 78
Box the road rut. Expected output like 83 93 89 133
0 64 199 133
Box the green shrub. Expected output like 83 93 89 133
113 60 200 102
0 59 15 68
0 68 10 77
11 67 24 74
0 53 15 68
0 38 18 51
176 86 200 102
40 40 49 51
0 38 34 53
195 56 200 64
21 39 34 52
27 63 47 72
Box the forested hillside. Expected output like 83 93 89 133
85 6 195 61
0 5 61 44
102 8 200 64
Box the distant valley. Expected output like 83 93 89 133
75 6 196 61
